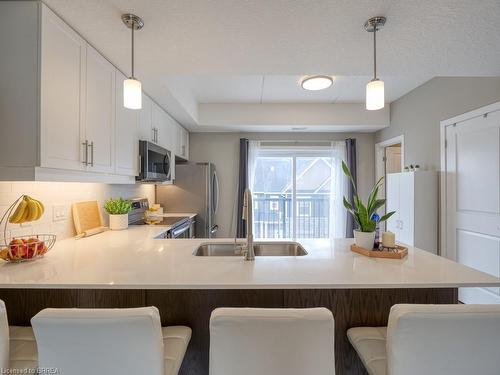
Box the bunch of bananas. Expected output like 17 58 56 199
8 195 45 224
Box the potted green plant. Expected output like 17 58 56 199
342 161 395 249
104 198 132 231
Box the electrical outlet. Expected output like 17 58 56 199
53 204 68 222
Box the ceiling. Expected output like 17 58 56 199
44 0 500 132
164 75 427 104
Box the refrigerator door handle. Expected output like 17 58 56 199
212 170 220 215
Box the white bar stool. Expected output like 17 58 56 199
31 306 191 375
209 307 335 375
0 299 37 372
347 304 500 375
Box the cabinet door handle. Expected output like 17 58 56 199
82 140 88 165
89 141 94 167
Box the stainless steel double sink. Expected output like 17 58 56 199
194 242 307 257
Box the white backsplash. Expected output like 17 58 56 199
0 182 155 241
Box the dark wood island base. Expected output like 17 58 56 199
0 288 458 375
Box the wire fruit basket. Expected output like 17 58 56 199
1 234 56 262
0 195 57 263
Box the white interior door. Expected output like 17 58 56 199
445 109 500 304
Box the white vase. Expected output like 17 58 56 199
354 230 375 250
109 214 128 230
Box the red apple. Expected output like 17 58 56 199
25 238 44 258
9 239 27 259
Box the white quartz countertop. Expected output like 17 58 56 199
0 225 498 289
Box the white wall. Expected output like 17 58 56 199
189 132 375 237
375 77 500 170
0 182 154 241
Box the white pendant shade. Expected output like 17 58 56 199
365 79 384 110
123 78 142 109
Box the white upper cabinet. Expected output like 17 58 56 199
179 127 189 160
172 123 189 160
139 94 154 143
0 2 188 182
152 101 167 148
40 4 86 171
115 71 139 176
164 112 178 152
84 45 115 174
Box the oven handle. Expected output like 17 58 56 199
171 221 190 238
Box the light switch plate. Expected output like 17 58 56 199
53 204 68 222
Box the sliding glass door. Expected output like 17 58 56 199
251 149 334 240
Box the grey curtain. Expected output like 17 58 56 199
345 138 357 237
236 138 249 238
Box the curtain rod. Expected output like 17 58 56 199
255 140 343 148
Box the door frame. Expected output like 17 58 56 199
375 135 405 230
439 101 500 259
375 135 405 185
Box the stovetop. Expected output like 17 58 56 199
131 216 189 227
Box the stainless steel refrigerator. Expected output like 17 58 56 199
156 162 220 238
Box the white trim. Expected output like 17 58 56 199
375 135 405 182
439 101 500 260
374 135 405 230
375 135 405 175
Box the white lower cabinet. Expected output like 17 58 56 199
386 171 438 253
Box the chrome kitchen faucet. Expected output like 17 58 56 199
242 189 255 261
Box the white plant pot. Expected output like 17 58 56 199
109 214 128 231
354 230 375 250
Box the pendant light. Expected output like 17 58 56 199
122 13 144 110
364 16 386 111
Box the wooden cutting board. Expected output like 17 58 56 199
72 201 104 235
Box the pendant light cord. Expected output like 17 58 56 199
131 25 135 79
373 23 377 80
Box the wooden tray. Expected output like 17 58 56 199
350 244 408 259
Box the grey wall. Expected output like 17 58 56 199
189 132 375 237
375 77 500 170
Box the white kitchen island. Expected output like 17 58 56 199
0 225 497 289
0 226 498 375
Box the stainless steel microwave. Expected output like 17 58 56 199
137 141 172 183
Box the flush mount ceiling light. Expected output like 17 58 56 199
122 13 144 110
364 16 386 111
301 76 333 91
